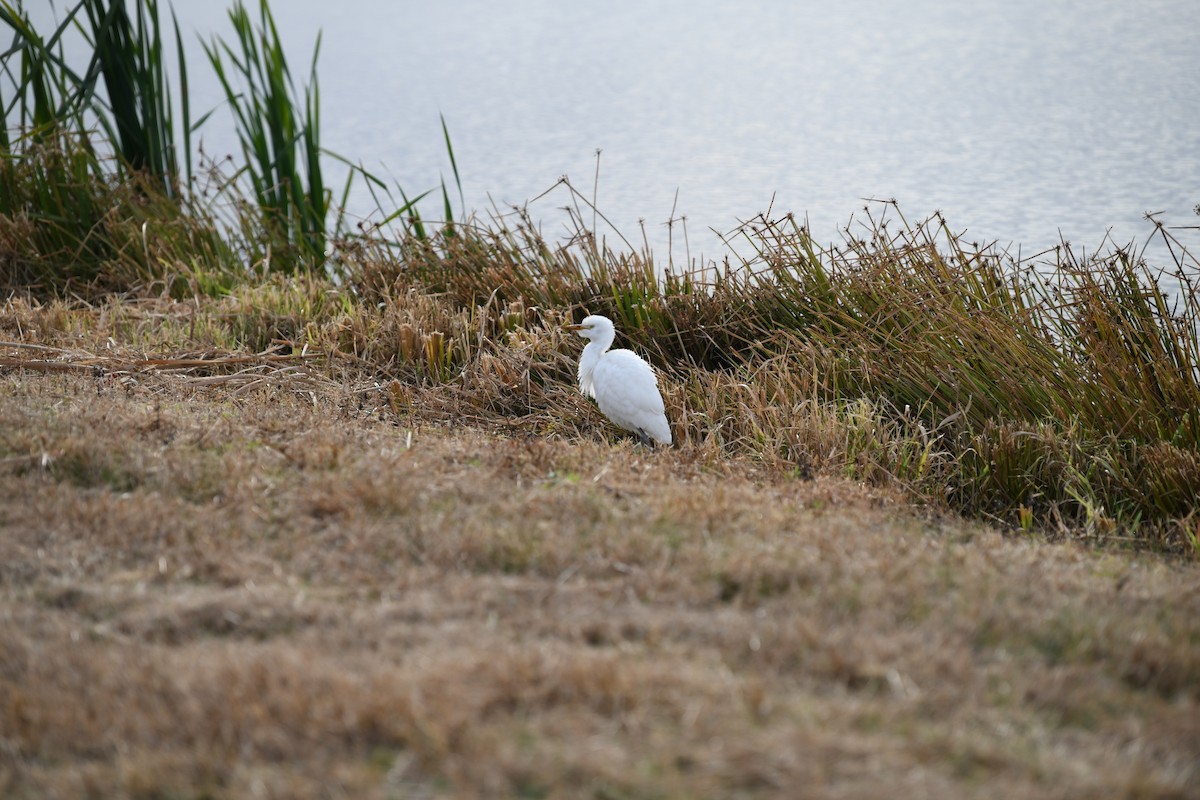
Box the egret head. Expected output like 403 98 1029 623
565 314 614 341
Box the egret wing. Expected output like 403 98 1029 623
592 349 672 444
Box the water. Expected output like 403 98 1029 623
27 0 1200 264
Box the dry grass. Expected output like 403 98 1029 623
348 200 1200 547
2 325 1198 798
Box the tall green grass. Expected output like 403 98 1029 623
1 0 361 286
1 0 189 192
1 2 85 146
79 0 188 197
2 0 464 290
201 0 330 271
0 0 205 290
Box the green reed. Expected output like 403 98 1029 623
202 0 329 271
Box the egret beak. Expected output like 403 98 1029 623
564 323 585 331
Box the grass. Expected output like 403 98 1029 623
1 0 191 194
201 0 331 270
80 0 187 197
0 361 1196 798
0 132 237 293
3 191 1198 549
0 0 235 291
342 190 1200 550
1 0 393 283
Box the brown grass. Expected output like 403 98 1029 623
2 317 1198 799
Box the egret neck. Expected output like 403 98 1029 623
575 323 615 398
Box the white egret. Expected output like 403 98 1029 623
565 315 672 447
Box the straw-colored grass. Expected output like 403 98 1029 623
1 342 1197 798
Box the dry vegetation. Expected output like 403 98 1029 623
2 305 1198 800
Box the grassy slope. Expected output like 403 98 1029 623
1 313 1198 799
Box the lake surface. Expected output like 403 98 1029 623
30 0 1200 265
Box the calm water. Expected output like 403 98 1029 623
32 1 1200 263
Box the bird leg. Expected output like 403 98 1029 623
635 428 654 448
